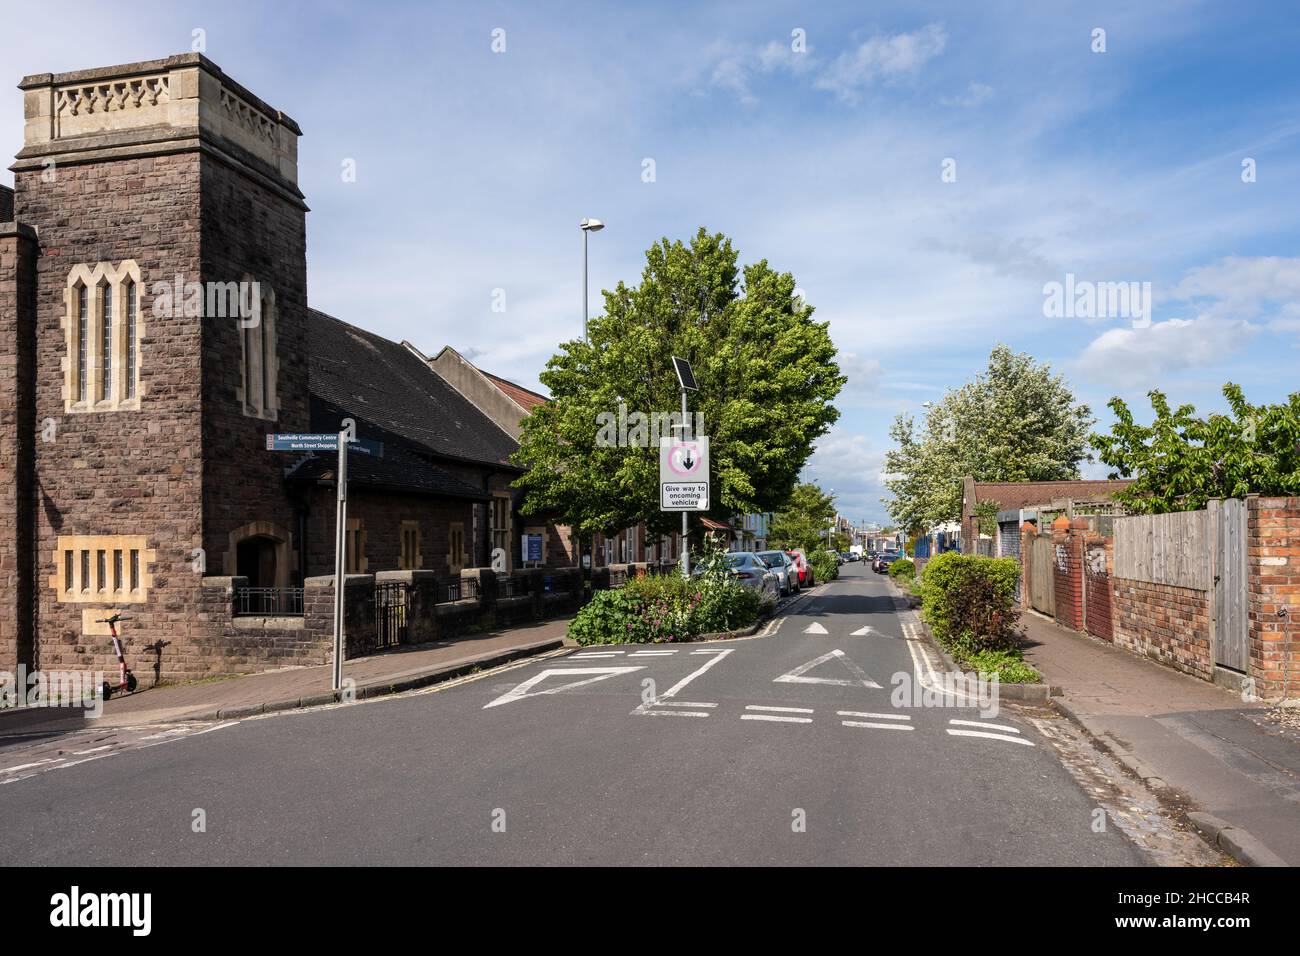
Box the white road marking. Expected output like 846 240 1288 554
0 759 58 774
842 720 914 731
139 727 194 740
572 652 622 658
802 622 828 634
837 711 910 720
661 701 717 708
638 708 712 718
70 745 114 755
741 714 812 724
774 649 882 689
689 648 731 655
946 729 1035 746
632 649 734 716
849 626 875 636
949 719 1020 734
745 704 814 714
484 666 645 709
630 650 677 656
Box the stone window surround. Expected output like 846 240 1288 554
399 520 423 570
448 521 466 575
222 519 296 589
48 534 154 604
234 279 279 421
62 261 144 413
345 517 367 573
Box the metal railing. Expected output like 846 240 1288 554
235 586 304 617
444 577 479 604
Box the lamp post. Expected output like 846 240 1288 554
580 218 604 342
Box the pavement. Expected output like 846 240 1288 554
1018 610 1300 866
0 617 573 736
0 564 1218 866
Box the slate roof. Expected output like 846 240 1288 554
307 309 520 471
285 443 490 501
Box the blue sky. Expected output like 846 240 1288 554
4 1 1299 524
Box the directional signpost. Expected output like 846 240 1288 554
664 356 706 579
266 423 382 690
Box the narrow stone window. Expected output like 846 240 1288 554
76 285 88 403
113 549 123 592
50 537 153 605
80 550 90 594
130 550 140 591
100 284 113 401
96 550 107 593
125 280 137 399
64 551 73 593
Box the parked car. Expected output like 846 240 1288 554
872 553 902 573
756 550 797 596
694 551 779 600
785 549 814 587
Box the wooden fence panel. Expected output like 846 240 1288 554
1113 510 1210 589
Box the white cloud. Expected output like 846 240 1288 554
1073 316 1256 387
1170 256 1300 321
814 23 947 102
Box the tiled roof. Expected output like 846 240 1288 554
972 479 1135 512
481 370 547 412
308 309 520 470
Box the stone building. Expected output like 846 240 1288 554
0 54 529 681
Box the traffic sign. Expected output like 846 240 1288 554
265 433 384 457
660 436 709 510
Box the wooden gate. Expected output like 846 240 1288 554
1028 534 1056 617
1211 498 1249 672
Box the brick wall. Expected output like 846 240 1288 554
1111 578 1213 681
1247 497 1300 700
1083 535 1114 642
1052 521 1085 631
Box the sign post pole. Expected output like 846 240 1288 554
331 428 348 692
680 387 690 580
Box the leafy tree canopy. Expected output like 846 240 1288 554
768 482 837 552
1091 383 1300 513
883 345 1093 533
514 228 845 538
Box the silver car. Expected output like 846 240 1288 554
694 551 779 600
756 550 796 596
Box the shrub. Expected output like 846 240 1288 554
808 550 838 583
920 552 1023 655
966 648 1041 684
567 559 764 645
887 558 915 579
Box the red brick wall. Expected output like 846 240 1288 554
1052 530 1084 631
1083 535 1114 642
1247 497 1300 700
1111 578 1213 681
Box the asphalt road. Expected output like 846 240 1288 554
0 563 1150 865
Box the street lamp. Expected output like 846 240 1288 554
580 218 604 342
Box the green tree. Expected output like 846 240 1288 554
514 228 845 540
1091 383 1300 513
768 482 837 552
883 345 1093 531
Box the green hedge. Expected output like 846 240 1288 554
808 550 839 583
919 552 1024 660
887 558 915 579
568 569 764 646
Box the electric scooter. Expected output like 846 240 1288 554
98 614 139 700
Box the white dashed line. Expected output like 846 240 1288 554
660 701 717 708
745 705 814 714
741 714 812 724
837 711 910 721
949 719 1020 734
842 720 914 731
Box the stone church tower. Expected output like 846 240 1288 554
1 54 311 678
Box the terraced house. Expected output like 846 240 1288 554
0 54 544 682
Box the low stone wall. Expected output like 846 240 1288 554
1110 577 1213 681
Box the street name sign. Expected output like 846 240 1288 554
660 436 709 510
266 433 384 457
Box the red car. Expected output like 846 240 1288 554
785 549 814 588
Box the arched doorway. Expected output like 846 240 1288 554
236 535 279 589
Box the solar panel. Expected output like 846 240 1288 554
672 356 698 391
